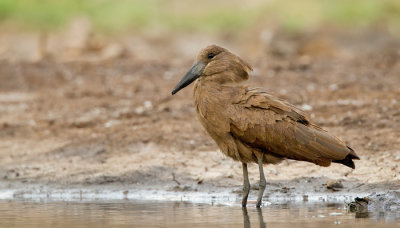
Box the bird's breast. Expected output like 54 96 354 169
193 81 232 134
193 81 257 162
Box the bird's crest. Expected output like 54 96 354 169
199 45 253 83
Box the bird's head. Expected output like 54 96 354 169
171 45 252 95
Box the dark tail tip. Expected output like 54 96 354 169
333 154 357 169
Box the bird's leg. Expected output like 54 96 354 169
256 156 266 208
242 162 250 207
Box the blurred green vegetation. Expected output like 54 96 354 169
0 0 399 32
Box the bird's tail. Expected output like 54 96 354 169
294 123 360 168
332 147 359 169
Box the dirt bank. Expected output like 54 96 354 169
0 28 399 200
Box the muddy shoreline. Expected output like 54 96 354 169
1 180 397 205
0 28 399 209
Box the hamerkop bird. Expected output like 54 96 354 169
171 45 359 207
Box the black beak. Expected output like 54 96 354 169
172 61 205 95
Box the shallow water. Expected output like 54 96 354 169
0 200 398 228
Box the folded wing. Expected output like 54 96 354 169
230 87 359 168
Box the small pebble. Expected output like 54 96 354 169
326 180 343 191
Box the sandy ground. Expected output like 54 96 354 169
0 26 399 202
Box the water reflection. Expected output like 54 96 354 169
0 200 398 227
257 208 267 228
242 207 267 228
242 207 250 228
243 207 267 228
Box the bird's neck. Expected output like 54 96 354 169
194 78 222 98
193 78 240 104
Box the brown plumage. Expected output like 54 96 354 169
172 45 360 207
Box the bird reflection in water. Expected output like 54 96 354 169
242 207 266 228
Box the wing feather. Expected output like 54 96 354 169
230 87 359 166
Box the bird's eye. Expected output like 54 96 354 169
208 53 215 59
